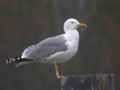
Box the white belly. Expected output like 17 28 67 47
46 45 78 63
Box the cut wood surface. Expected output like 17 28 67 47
61 73 116 90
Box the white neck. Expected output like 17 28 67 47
64 29 80 47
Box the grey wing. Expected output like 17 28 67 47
21 35 68 60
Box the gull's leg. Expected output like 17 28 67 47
54 64 64 79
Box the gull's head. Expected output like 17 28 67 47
63 18 87 32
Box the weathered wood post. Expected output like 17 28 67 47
61 73 115 90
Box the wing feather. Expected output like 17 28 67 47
21 35 67 60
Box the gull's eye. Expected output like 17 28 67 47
71 21 74 24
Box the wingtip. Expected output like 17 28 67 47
6 58 16 64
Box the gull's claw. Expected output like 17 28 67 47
57 75 64 80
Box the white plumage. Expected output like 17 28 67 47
21 18 80 64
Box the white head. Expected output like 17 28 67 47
63 18 87 33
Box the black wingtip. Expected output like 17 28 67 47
6 57 22 64
6 58 15 64
6 57 34 64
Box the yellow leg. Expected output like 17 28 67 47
54 64 64 79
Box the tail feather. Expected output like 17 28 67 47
6 57 34 67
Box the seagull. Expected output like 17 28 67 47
6 18 87 79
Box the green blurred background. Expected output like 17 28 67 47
0 0 120 90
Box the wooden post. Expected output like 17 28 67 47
61 73 115 90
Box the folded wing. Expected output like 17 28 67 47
21 35 68 61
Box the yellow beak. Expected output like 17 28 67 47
77 24 87 29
